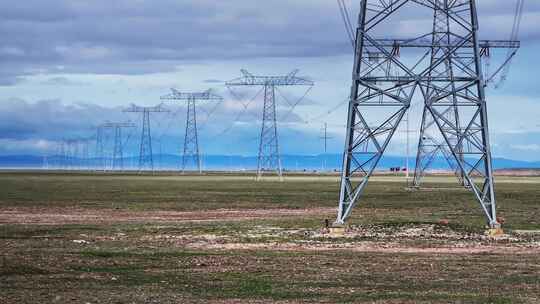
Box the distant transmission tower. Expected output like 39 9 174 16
412 3 467 188
161 89 223 173
227 69 314 180
101 122 136 171
319 123 333 172
64 139 77 170
95 125 107 171
74 137 93 171
335 0 520 229
124 104 169 172
57 140 66 170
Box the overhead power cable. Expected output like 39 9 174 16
276 85 313 123
337 0 355 48
208 86 265 139
492 0 525 89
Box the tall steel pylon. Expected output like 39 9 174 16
336 0 520 228
124 104 169 172
413 1 466 188
64 139 80 170
57 140 66 170
62 138 91 170
95 125 106 170
100 122 136 171
227 69 314 180
81 138 90 170
319 123 334 171
160 89 223 173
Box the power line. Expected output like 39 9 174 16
337 0 355 48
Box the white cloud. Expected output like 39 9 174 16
511 144 540 151
0 138 58 154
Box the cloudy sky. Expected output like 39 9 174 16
0 0 539 161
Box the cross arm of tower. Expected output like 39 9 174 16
123 103 170 113
64 138 81 145
160 88 223 102
101 122 137 128
365 38 520 49
319 134 335 140
408 0 473 10
226 69 314 87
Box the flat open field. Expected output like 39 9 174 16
1 172 540 303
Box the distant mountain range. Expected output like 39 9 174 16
1 154 539 171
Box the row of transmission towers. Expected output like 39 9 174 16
47 138 92 170
43 70 316 176
95 121 136 171
44 88 225 173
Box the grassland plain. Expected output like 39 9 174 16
1 171 540 303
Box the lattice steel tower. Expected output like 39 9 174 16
161 89 223 173
336 0 519 228
100 122 136 171
227 70 314 180
413 1 467 188
124 104 169 172
95 125 106 170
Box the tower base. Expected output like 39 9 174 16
486 228 505 237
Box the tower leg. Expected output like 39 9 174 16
336 0 416 224
96 127 105 171
257 84 283 181
113 127 123 171
420 0 498 228
139 110 153 172
182 97 201 173
414 0 466 188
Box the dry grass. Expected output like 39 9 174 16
1 172 540 303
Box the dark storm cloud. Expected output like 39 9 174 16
0 0 538 85
0 98 127 140
0 95 304 142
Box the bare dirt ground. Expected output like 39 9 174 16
0 207 335 225
2 173 540 303
173 223 540 255
7 206 537 255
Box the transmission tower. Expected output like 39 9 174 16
71 137 93 171
95 125 107 171
319 123 334 172
63 139 76 170
124 104 169 172
100 122 136 171
57 140 66 170
227 69 314 180
336 0 520 229
412 3 467 188
160 89 223 173
58 139 67 170
62 138 89 170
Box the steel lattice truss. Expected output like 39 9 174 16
227 70 314 180
124 104 169 172
161 89 223 173
95 126 107 170
99 122 136 171
61 138 91 170
337 0 519 228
